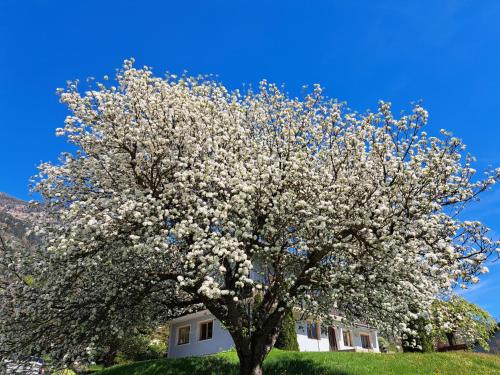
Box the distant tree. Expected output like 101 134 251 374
402 296 496 352
431 296 496 350
1 60 499 375
274 311 299 351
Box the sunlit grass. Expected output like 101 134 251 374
96 349 500 375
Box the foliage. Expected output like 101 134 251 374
274 311 299 351
377 336 401 353
95 350 500 375
431 296 497 350
401 316 435 353
93 326 168 367
401 296 496 352
53 370 76 375
114 334 164 364
1 60 499 374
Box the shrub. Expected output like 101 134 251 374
275 311 299 351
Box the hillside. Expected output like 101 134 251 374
0 192 38 245
477 330 500 355
96 350 500 375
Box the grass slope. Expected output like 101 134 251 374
97 349 500 375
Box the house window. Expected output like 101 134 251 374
343 330 353 346
306 322 320 340
199 320 213 341
360 333 371 349
177 325 190 345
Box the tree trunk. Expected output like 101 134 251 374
238 353 264 375
204 297 288 375
233 331 277 375
102 345 118 367
446 332 456 347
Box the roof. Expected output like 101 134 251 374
168 309 377 330
168 310 214 324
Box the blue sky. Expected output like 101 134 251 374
0 0 499 318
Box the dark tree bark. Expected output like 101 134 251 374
237 348 265 375
233 331 277 375
446 332 457 347
101 345 118 368
204 296 287 375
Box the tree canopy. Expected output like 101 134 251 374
1 59 498 375
432 296 497 350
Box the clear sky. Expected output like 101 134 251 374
1 0 499 318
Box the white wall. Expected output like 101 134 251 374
352 327 379 352
296 321 331 352
296 321 379 352
168 314 234 358
168 312 379 357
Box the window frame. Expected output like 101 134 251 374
360 332 372 349
342 330 353 347
306 321 321 340
177 324 191 346
198 319 214 342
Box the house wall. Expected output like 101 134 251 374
168 314 234 358
296 321 331 351
344 326 379 352
168 312 379 357
295 321 379 352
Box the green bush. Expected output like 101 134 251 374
93 326 169 367
115 334 166 363
275 311 299 351
402 317 435 353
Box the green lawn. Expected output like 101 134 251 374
96 349 500 375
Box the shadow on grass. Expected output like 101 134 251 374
99 357 236 375
99 355 350 375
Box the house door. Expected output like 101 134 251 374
328 326 338 351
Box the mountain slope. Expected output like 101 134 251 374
0 192 37 244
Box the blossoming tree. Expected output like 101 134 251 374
431 296 497 350
1 60 498 375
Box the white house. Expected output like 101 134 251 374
167 310 379 358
